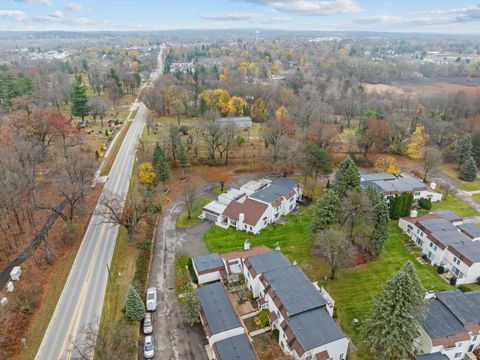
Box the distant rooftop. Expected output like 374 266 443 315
458 223 480 239
249 183 295 204
360 173 428 194
192 253 224 273
247 251 290 276
431 210 462 222
213 334 257 360
196 282 241 335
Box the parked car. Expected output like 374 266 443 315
143 312 153 334
143 335 155 359
146 287 157 312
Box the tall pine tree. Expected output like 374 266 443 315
333 156 355 188
71 82 89 121
455 133 473 170
125 286 145 321
362 261 425 360
459 155 477 181
310 188 339 233
152 142 166 168
156 156 170 188
335 161 360 198
367 186 390 258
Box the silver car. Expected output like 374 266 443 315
143 312 153 335
144 335 155 359
146 287 157 312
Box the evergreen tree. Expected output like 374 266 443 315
336 162 360 198
455 133 473 170
156 156 170 188
471 131 480 165
333 156 355 188
310 188 338 233
70 82 89 121
152 142 165 168
367 186 390 258
183 283 201 326
125 286 145 322
459 155 477 181
362 261 425 360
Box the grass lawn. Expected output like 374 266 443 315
474 194 480 202
175 255 191 296
427 190 479 217
21 248 79 359
212 186 225 195
204 208 452 358
176 196 212 228
443 163 480 192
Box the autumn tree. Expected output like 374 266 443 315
313 227 353 279
357 118 392 161
178 144 188 180
422 146 442 182
207 167 232 192
406 126 428 159
252 98 268 122
338 189 373 245
374 156 399 174
260 120 287 162
228 96 248 116
138 162 156 186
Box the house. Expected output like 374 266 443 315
212 334 257 360
243 251 349 360
201 177 302 234
192 253 226 284
360 173 442 203
398 212 480 284
416 290 480 359
170 62 195 73
220 243 271 275
215 116 252 129
197 282 245 347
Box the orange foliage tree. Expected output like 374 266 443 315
207 168 232 192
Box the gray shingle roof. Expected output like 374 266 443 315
249 184 291 203
415 353 449 360
417 218 472 248
192 253 224 273
450 240 480 263
360 173 427 194
214 334 257 360
432 210 462 222
197 283 241 335
285 308 346 351
271 177 299 188
361 173 397 182
247 251 290 275
458 223 480 239
436 290 480 324
421 298 465 338
262 265 326 316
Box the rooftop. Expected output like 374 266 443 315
213 334 257 360
415 353 449 360
197 282 242 335
262 265 326 316
221 245 271 262
203 201 227 215
436 290 480 324
449 240 480 263
249 183 294 203
361 173 428 194
192 253 224 273
271 177 300 188
421 298 466 339
247 250 290 276
458 223 480 239
285 308 346 351
223 198 269 227
431 210 463 222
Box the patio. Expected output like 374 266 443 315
227 290 256 316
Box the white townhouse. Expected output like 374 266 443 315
399 212 480 284
416 290 480 359
201 177 303 235
360 173 442 203
243 251 349 360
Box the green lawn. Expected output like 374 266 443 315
175 255 191 296
442 164 480 192
204 208 452 358
176 196 212 228
427 190 478 217
212 186 225 195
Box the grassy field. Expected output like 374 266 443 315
100 121 132 176
176 196 212 228
175 255 191 296
426 190 479 217
204 208 452 358
443 164 480 192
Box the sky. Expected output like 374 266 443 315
0 0 480 33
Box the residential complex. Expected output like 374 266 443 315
194 246 349 360
398 211 480 284
201 177 303 234
416 290 480 360
360 173 442 203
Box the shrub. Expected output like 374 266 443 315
272 329 280 342
125 286 145 321
450 277 457 286
458 285 473 292
419 198 432 210
437 265 445 274
477 277 480 286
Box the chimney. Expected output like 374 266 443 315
239 213 245 224
275 243 281 251
410 210 418 218
293 260 297 266
430 182 437 190
244 239 250 251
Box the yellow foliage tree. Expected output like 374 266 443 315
200 88 231 116
138 162 156 186
375 156 400 174
406 126 428 159
228 96 248 116
275 106 288 121
219 68 229 81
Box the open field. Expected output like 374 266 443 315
204 208 453 358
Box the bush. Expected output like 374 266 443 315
419 198 432 210
272 329 280 342
254 309 270 329
477 277 480 286
450 277 457 286
458 285 473 292
437 265 445 274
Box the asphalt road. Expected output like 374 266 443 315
35 47 164 360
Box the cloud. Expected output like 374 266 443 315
238 0 362 15
200 12 263 21
50 10 63 18
0 10 27 21
354 5 480 28
14 0 53 6
34 11 92 26
66 2 83 11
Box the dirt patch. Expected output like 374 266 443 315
362 83 405 96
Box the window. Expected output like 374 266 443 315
416 237 424 246
339 354 345 360
415 192 421 196
429 243 437 251
473 335 478 342
454 353 462 358
452 266 464 279
453 257 461 265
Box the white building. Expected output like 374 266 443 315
191 253 226 284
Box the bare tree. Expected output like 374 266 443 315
260 120 287 163
313 227 353 279
422 146 443 182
